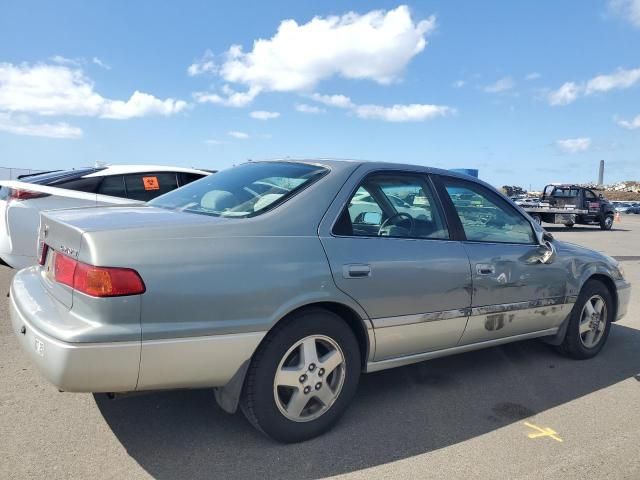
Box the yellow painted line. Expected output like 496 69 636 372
523 421 563 442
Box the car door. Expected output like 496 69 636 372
433 175 570 345
582 189 601 220
319 169 472 361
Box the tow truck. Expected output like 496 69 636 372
518 184 616 230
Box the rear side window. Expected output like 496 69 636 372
124 173 179 201
55 177 102 193
98 176 126 198
441 177 536 245
149 162 327 218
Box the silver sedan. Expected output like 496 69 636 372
10 160 631 442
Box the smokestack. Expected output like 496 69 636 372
598 160 604 186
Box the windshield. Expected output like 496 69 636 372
149 162 328 218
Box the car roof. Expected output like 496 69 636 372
83 165 211 177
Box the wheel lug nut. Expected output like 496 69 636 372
318 368 325 377
304 386 311 394
308 363 316 372
299 374 307 383
315 382 322 390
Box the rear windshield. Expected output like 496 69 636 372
149 162 328 218
21 167 105 185
552 188 579 197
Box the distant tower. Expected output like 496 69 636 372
598 160 605 186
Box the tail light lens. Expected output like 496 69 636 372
53 251 145 297
9 188 50 201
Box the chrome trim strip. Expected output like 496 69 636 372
366 327 559 372
372 308 471 329
372 296 571 329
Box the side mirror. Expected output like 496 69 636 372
362 211 382 225
599 194 604 199
542 231 554 242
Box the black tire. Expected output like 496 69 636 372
564 223 575 228
600 214 614 230
241 308 361 443
557 280 613 359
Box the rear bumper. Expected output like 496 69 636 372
10 268 264 393
615 279 631 321
10 292 141 392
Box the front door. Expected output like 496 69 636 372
435 175 570 345
320 170 472 361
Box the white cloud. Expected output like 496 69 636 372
354 103 454 122
609 0 640 27
525 72 541 80
199 5 435 107
92 57 111 70
307 91 454 122
228 130 249 139
616 114 640 129
295 103 325 114
250 110 280 120
50 55 82 66
308 93 354 108
187 50 217 76
194 85 261 107
548 82 580 106
0 62 187 119
483 76 515 93
0 112 82 139
452 80 465 88
548 67 640 105
555 137 591 154
585 67 640 93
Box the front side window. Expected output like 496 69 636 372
442 178 535 244
149 162 327 218
333 173 449 240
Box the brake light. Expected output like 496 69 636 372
9 188 50 201
53 251 145 297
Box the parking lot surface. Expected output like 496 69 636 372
1 217 639 480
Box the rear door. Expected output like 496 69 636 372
434 175 570 344
319 168 472 361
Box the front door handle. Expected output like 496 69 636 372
476 264 495 275
343 264 371 278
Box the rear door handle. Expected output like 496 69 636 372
343 264 371 278
476 264 495 275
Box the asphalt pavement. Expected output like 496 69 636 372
1 216 639 479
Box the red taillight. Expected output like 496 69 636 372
9 188 50 201
53 251 145 297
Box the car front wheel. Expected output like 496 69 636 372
241 308 361 443
557 280 613 359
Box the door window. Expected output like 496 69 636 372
97 176 126 198
124 172 179 201
333 173 449 240
441 178 536 244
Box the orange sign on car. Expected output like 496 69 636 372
143 176 160 190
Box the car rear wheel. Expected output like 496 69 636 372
241 308 361 443
557 280 613 359
600 214 614 230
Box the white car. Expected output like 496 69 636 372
0 165 210 269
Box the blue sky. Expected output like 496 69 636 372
1 1 639 189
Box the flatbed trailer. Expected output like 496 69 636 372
519 184 615 230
